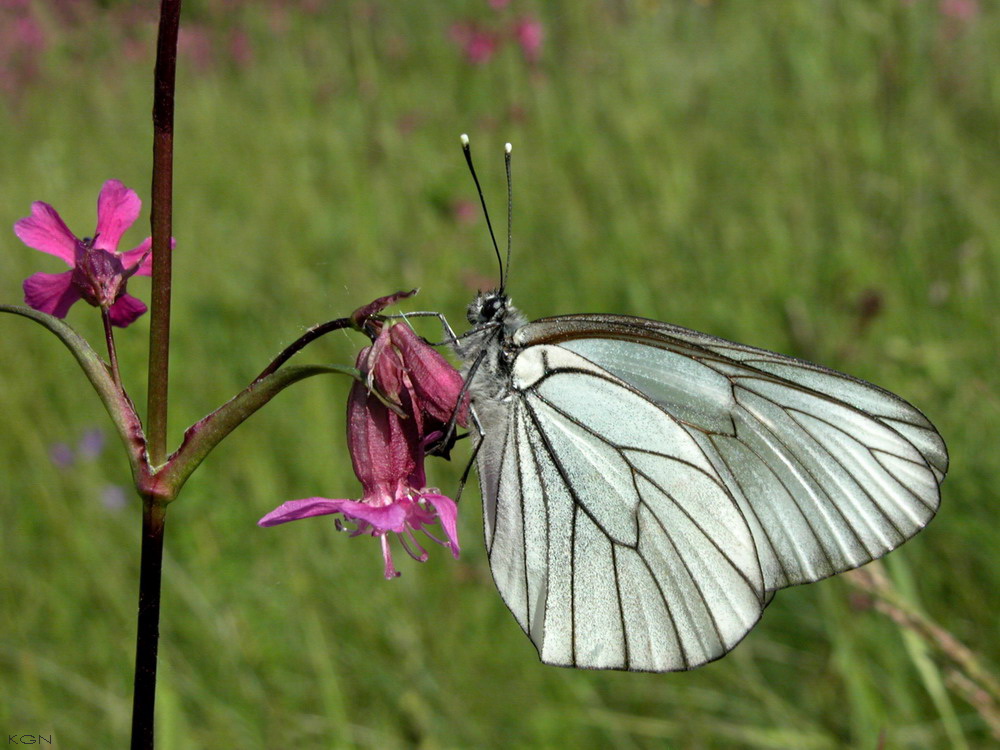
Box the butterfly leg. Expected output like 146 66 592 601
426 346 488 459
469 403 486 439
386 310 460 347
450 404 485 503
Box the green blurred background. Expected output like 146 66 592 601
1 1 998 747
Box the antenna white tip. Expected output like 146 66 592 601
505 142 512 154
460 133 470 146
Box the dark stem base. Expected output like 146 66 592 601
130 502 166 750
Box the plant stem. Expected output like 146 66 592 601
253 317 354 382
146 0 182 470
132 2 181 748
102 308 123 390
252 290 418 381
130 501 167 750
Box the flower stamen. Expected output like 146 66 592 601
398 527 430 563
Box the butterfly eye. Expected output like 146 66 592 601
468 292 506 325
482 296 503 321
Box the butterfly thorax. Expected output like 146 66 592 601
456 290 527 403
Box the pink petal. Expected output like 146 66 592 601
364 325 397 396
23 270 81 317
94 180 141 252
120 236 175 277
14 202 79 265
418 493 461 557
342 498 410 532
380 536 400 578
107 293 147 327
258 497 353 526
119 238 154 276
390 323 467 426
347 346 421 497
258 496 409 533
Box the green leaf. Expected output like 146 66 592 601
158 364 365 496
0 304 146 481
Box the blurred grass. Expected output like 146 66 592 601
1 0 998 747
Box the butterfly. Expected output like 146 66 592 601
448 136 947 672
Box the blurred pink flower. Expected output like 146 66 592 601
177 25 214 71
228 29 253 68
14 15 45 48
397 111 423 136
449 21 499 65
260 298 467 579
100 484 128 512
78 427 106 460
47 426 107 468
451 198 478 225
267 4 291 35
299 0 324 14
513 16 544 63
122 37 152 64
489 0 512 9
0 2 47 97
939 0 979 20
49 442 74 469
14 180 157 327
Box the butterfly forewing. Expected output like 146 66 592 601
519 314 948 477
505 315 945 593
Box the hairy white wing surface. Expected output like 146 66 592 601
477 344 767 672
512 316 947 592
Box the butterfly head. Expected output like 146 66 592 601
467 289 525 334
468 289 508 325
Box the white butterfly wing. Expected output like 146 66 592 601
475 315 946 672
478 344 768 671
517 316 947 590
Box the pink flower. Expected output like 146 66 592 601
259 311 468 579
449 21 499 65
513 16 544 64
14 180 155 327
377 322 468 437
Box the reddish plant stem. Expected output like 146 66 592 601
146 0 181 470
252 317 355 382
132 2 181 748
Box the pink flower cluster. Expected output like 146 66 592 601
260 295 468 579
0 0 47 98
0 0 333 101
449 6 544 67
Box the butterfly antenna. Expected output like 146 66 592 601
461 134 504 288
503 142 512 293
